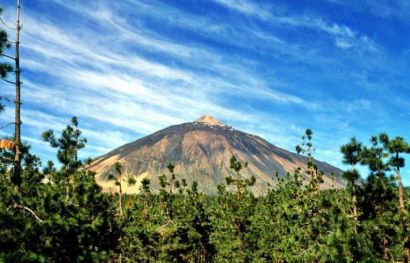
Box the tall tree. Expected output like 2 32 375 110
296 128 324 191
381 135 410 261
209 156 256 262
14 0 22 181
340 137 362 233
296 129 314 180
42 117 87 172
0 1 22 182
382 136 408 213
360 134 391 190
360 134 401 260
42 117 87 205
227 155 255 202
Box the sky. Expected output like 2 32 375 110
1 0 410 184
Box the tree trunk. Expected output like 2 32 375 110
236 183 240 202
65 184 69 203
352 182 358 234
199 242 205 263
383 237 389 260
397 167 409 263
404 236 410 263
13 0 21 183
119 183 123 217
378 170 389 261
396 168 405 213
351 167 358 234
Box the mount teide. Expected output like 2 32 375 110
88 115 345 194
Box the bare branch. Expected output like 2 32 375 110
0 122 15 129
0 16 16 30
0 95 14 103
1 53 15 60
1 156 14 162
67 201 80 207
2 78 17 85
12 204 44 223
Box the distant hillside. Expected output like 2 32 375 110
87 115 345 195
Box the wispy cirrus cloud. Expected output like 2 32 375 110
327 0 410 20
0 3 307 161
213 0 379 52
0 0 409 184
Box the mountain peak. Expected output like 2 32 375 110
195 115 225 126
89 116 344 195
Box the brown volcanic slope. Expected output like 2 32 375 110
88 115 345 195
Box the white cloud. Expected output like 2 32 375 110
212 0 272 19
335 38 353 49
5 8 315 161
1 0 405 181
212 0 378 52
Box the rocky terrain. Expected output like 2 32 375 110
87 115 344 194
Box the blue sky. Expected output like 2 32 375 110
1 0 410 184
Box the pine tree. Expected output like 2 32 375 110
42 117 87 172
108 162 124 217
360 133 401 260
209 155 256 261
382 136 408 213
296 129 324 190
381 135 410 261
37 118 119 261
1 118 120 261
340 137 362 233
227 155 255 202
0 1 23 182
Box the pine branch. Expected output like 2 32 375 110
0 16 16 30
1 156 14 162
11 203 44 223
0 95 14 103
156 219 176 232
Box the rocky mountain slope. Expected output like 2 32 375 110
87 115 345 194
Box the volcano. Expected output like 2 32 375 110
87 115 345 194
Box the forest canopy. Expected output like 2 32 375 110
0 119 409 262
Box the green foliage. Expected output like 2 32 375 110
1 117 410 262
0 117 119 262
0 6 13 111
42 117 87 172
206 155 257 262
341 137 362 167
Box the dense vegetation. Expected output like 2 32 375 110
0 119 409 262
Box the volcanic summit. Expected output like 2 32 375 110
88 115 344 194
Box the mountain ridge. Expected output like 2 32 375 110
88 116 345 195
